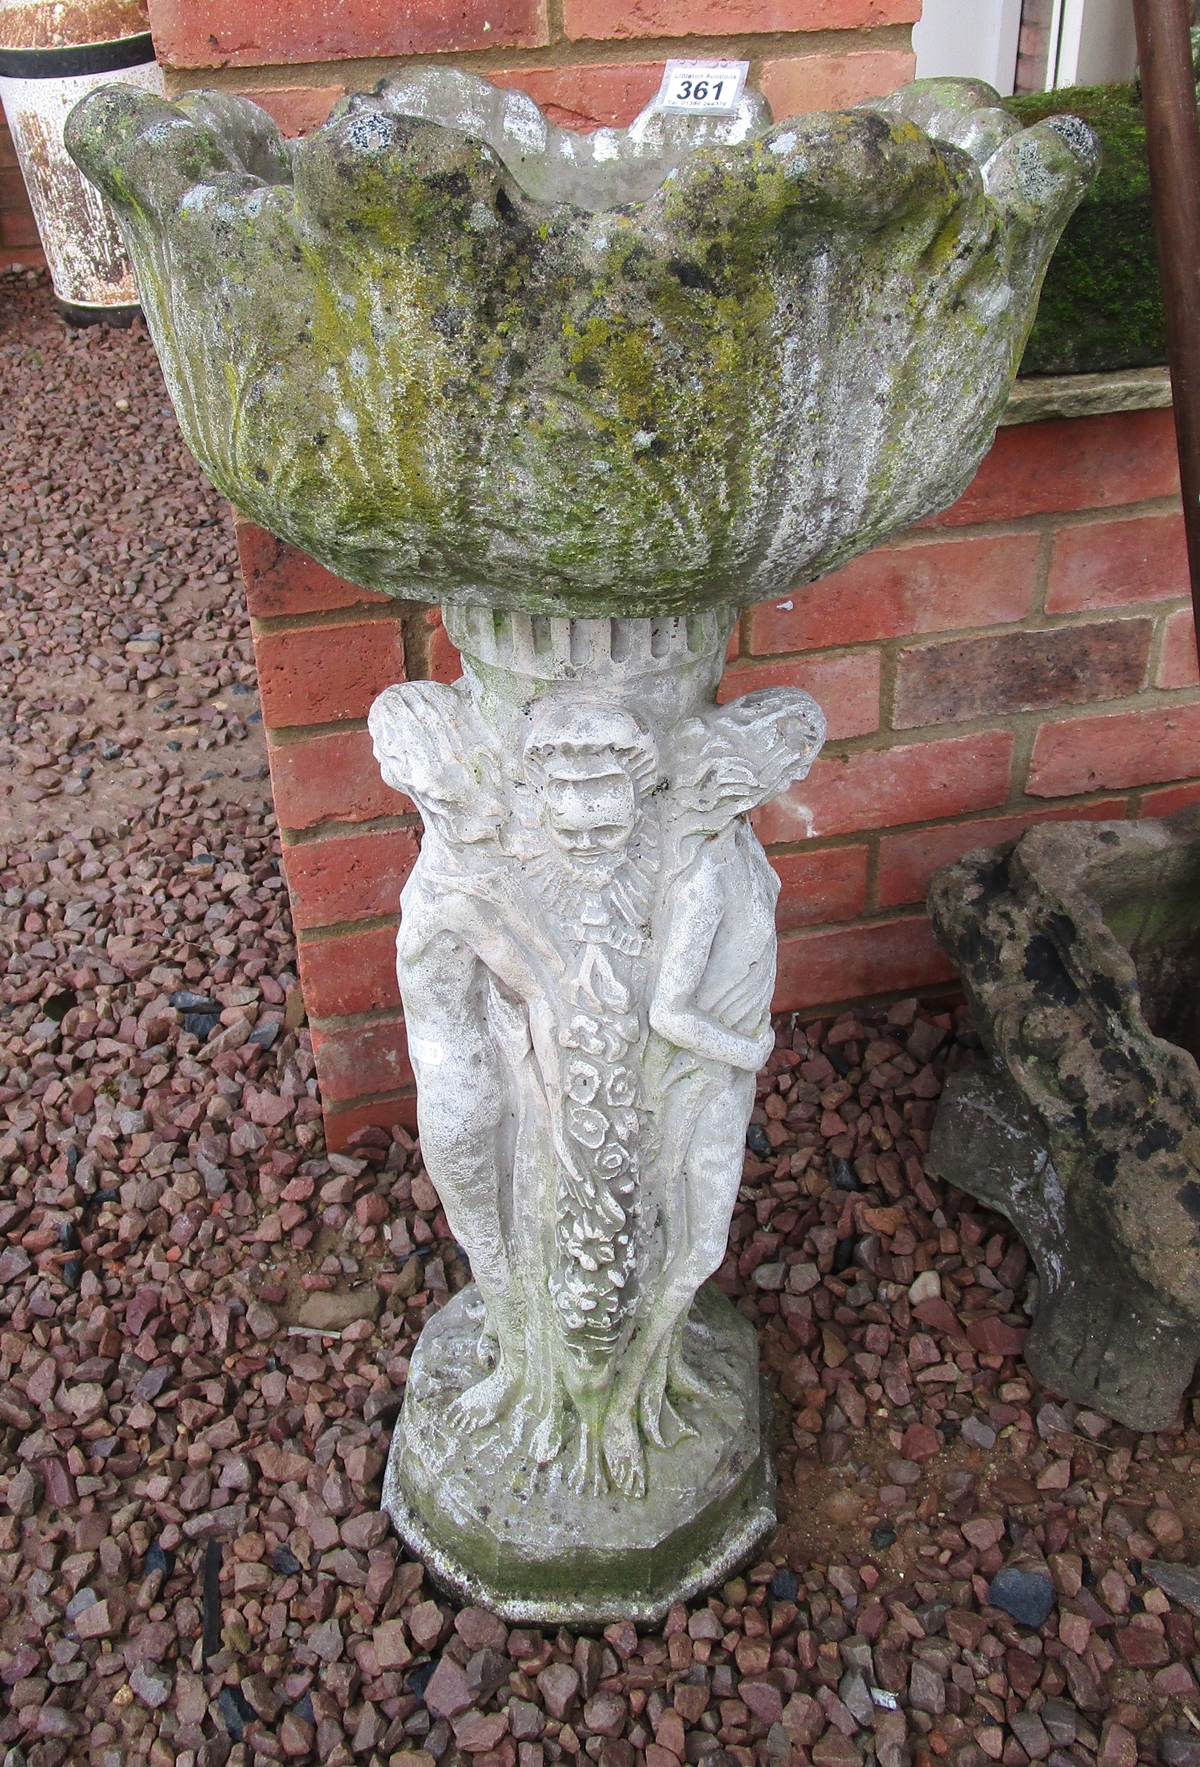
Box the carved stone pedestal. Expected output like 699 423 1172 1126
370 608 822 1622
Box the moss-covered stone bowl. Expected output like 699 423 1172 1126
66 72 1097 618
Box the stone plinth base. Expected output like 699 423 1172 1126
381 1282 775 1626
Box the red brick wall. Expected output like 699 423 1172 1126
0 99 46 271
239 407 1199 1150
147 0 917 134
234 528 420 1148
750 407 1198 1013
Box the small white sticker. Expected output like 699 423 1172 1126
409 1035 444 1066
656 60 749 116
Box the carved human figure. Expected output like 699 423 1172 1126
519 700 660 1490
600 688 826 1496
368 681 546 1428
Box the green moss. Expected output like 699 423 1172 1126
1003 81 1180 375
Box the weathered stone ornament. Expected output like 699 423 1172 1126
67 67 1097 1620
929 813 1200 1433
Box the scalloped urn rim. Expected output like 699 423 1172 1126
65 71 1098 619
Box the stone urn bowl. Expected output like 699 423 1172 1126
65 70 1097 617
67 70 1097 1621
929 810 1200 1433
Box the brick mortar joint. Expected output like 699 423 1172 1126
249 603 409 635
906 492 1184 544
322 1085 417 1115
1009 775 1195 810
777 902 932 937
296 914 399 943
1037 493 1184 531
1147 605 1176 688
741 602 1194 676
1030 524 1054 623
760 790 1139 860
280 812 420 847
159 24 912 92
887 603 1181 651
760 773 1200 857
862 823 883 917
266 718 369 747
800 682 1200 762
1004 721 1039 810
783 903 927 938
876 635 899 740
765 830 880 854
311 1005 407 1034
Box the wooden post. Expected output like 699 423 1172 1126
1132 0 1200 676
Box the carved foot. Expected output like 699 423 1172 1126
602 1409 647 1499
637 1338 699 1448
568 1418 610 1498
640 1388 695 1450
448 1364 519 1433
667 1319 722 1407
385 1282 775 1618
666 1357 720 1407
526 1403 566 1466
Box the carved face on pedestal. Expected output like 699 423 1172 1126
543 766 637 879
525 703 659 897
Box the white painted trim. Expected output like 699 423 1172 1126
995 0 1023 96
1046 0 1139 88
912 0 1023 95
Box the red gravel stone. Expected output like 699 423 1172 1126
454 1710 512 1752
457 1606 511 1652
1116 1626 1170 1667
900 1422 941 1462
425 1656 475 1719
966 1317 1029 1356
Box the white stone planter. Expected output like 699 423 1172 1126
0 12 160 321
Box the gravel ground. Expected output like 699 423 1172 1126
0 268 270 854
3 267 1200 1767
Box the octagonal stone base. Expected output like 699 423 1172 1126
381 1282 775 1626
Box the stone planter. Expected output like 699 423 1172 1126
929 811 1200 1432
0 0 161 321
68 68 1096 1619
